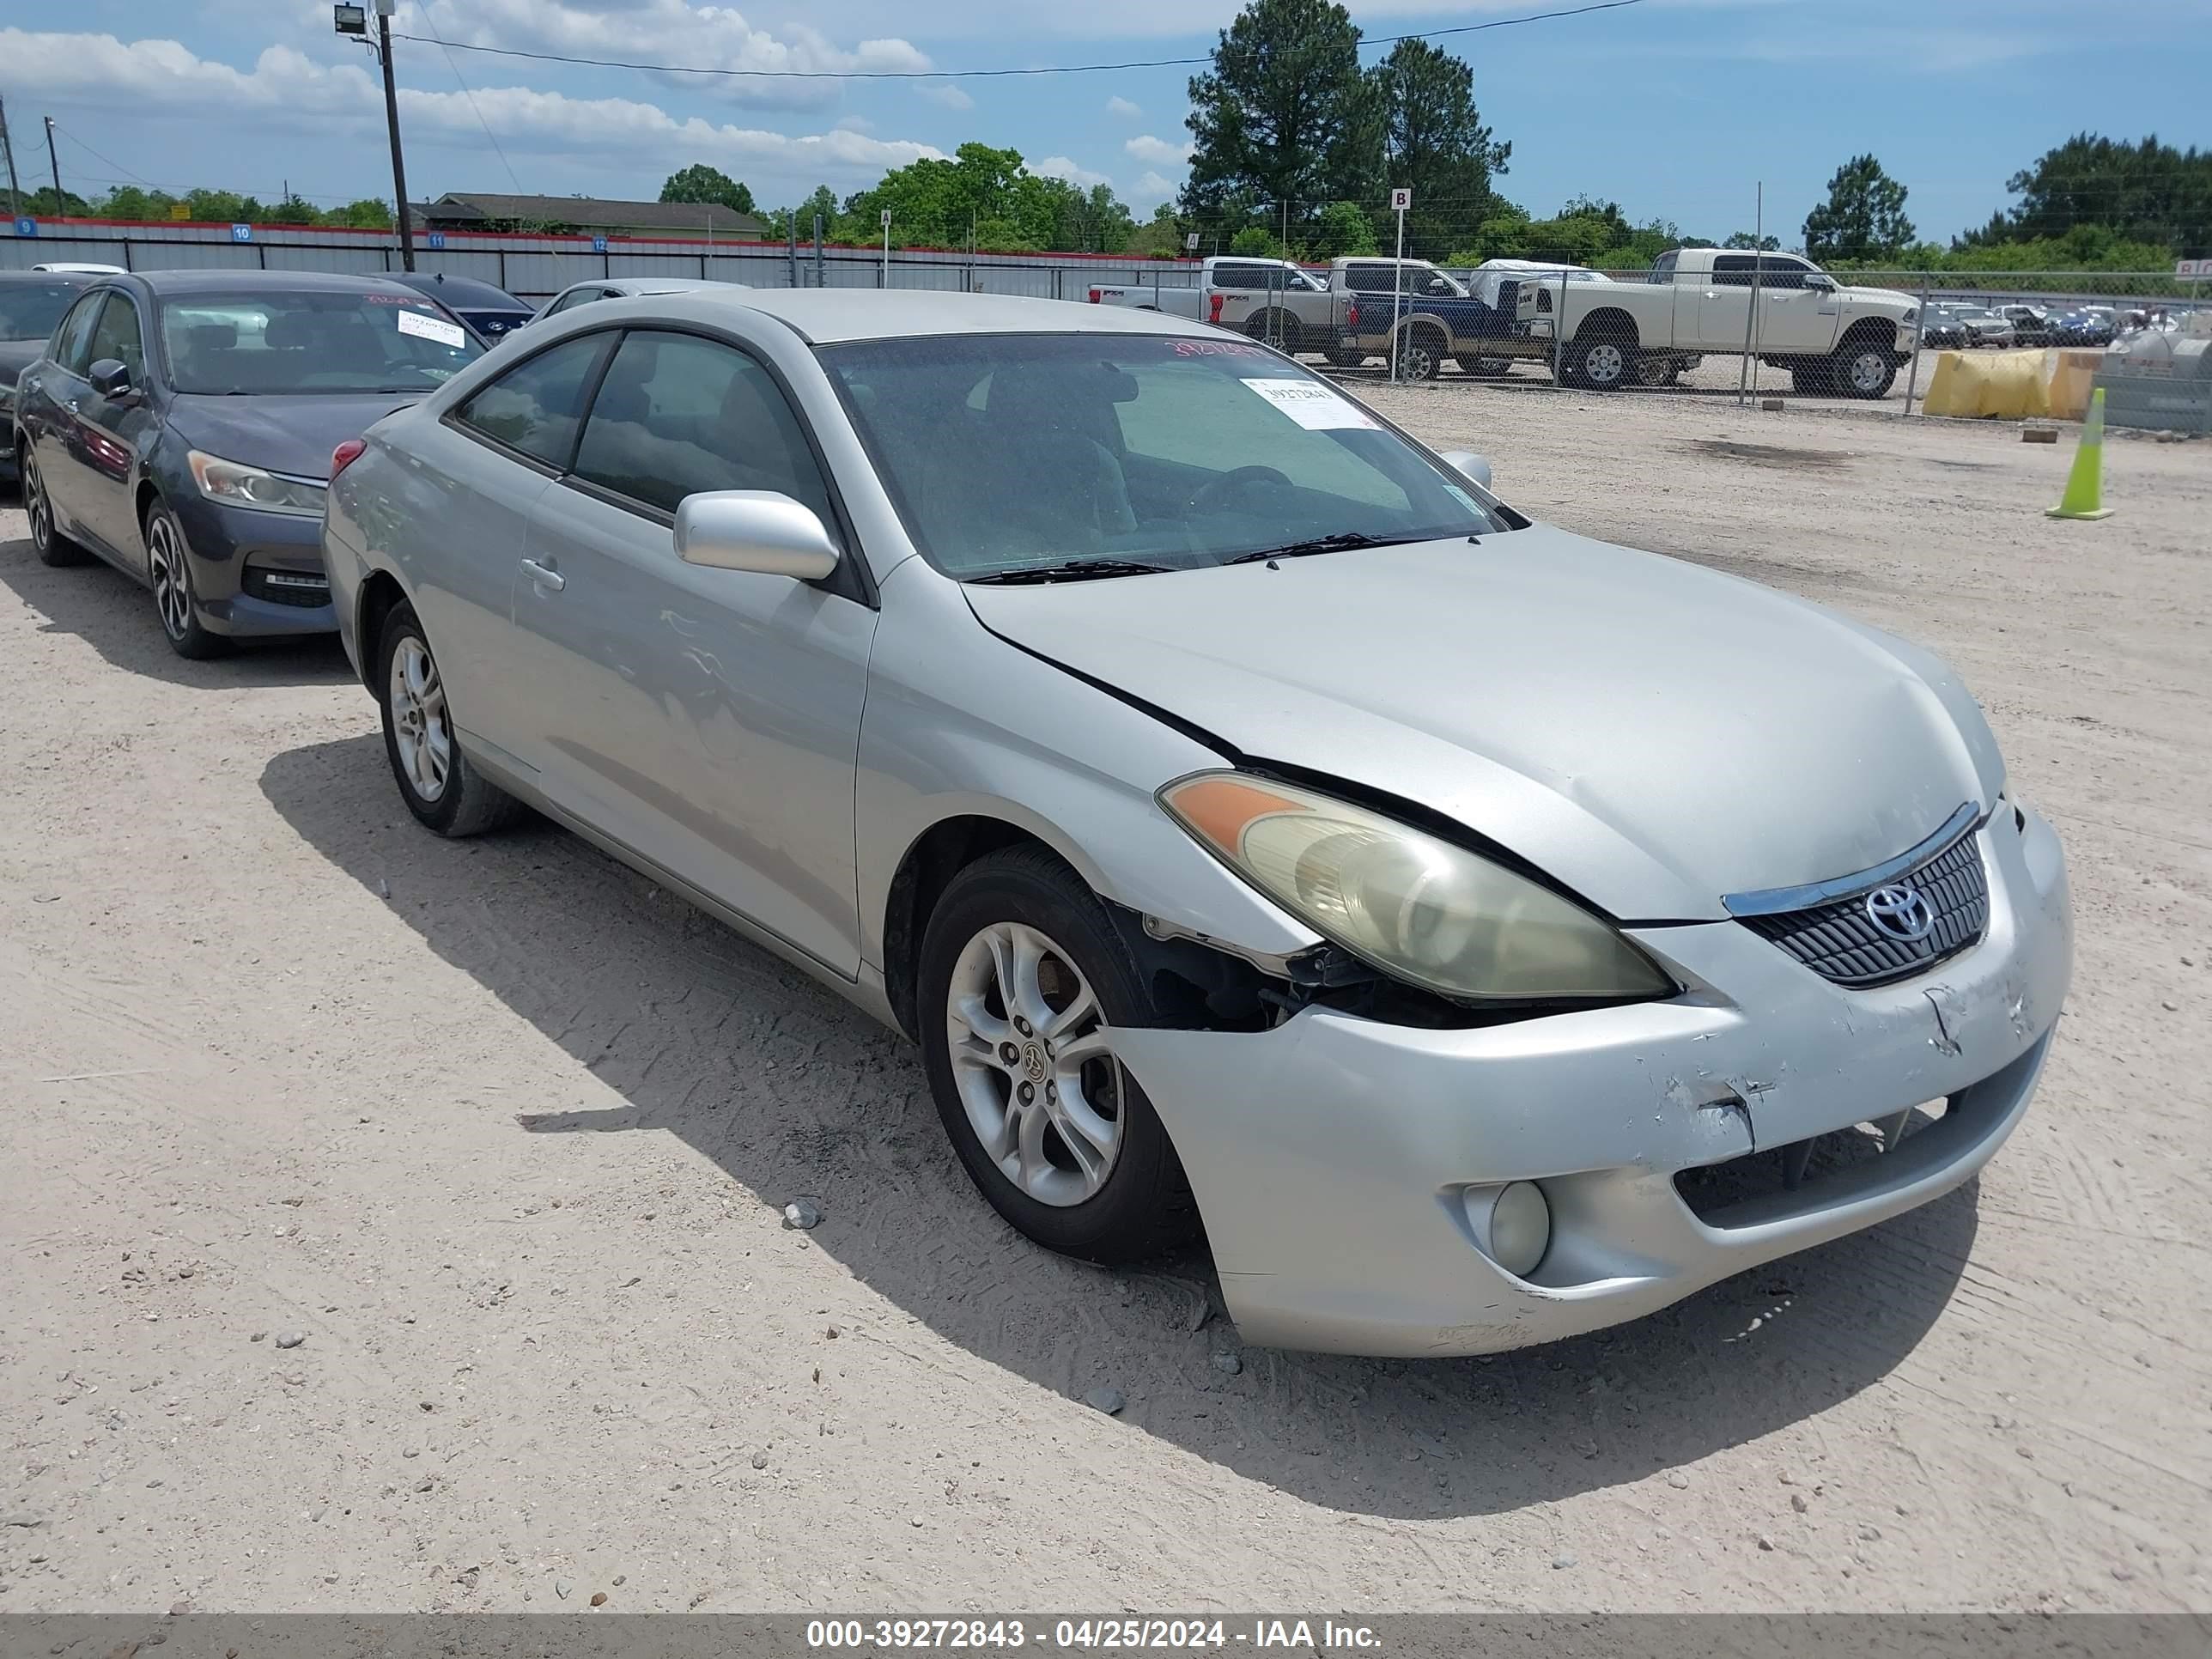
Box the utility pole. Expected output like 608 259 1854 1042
337 2 415 269
0 94 21 220
44 116 64 219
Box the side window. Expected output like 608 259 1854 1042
1712 255 1759 289
1650 251 1679 287
1756 256 1806 291
453 331 611 468
545 289 593 316
85 295 146 380
52 293 106 374
1344 266 1392 294
570 330 839 531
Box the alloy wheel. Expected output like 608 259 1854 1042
945 920 1121 1207
388 635 453 804
24 456 52 556
147 515 192 641
1396 338 1437 381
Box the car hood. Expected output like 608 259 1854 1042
1838 284 1917 311
963 526 2003 922
167 392 426 480
0 341 42 387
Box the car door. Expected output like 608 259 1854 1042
1749 255 1832 353
1696 255 1758 350
73 289 165 565
505 325 878 977
426 328 617 758
23 290 108 538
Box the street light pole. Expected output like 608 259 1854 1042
44 116 64 220
337 3 415 270
376 5 416 270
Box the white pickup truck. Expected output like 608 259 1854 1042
1088 257 1335 355
1519 246 1921 396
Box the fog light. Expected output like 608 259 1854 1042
1463 1181 1552 1278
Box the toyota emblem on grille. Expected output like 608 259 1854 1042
1865 884 1936 943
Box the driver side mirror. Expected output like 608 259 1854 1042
88 357 138 402
674 489 841 581
1438 450 1493 490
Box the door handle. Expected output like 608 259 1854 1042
520 557 566 592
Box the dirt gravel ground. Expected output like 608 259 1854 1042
2 391 2207 1616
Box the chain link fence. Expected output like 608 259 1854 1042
7 220 2205 418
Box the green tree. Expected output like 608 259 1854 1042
264 193 320 227
659 163 756 216
1724 230 1780 251
1962 132 2212 256
840 146 1135 253
323 198 394 229
22 185 91 217
1308 198 1377 258
1183 0 1376 246
1228 226 1286 257
1802 155 1915 262
1369 38 1510 258
1127 203 1188 258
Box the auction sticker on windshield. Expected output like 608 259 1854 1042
1241 376 1378 431
396 309 467 349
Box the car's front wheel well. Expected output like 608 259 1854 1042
357 571 408 697
134 479 161 532
883 817 1053 1039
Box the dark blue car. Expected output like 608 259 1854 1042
386 270 537 342
11 269 481 658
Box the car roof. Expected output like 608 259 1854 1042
118 268 437 298
391 271 526 306
637 287 1218 344
0 268 97 285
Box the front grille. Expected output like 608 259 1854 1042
242 567 331 609
1740 826 1988 987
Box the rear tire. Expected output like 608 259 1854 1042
1325 346 1367 369
1570 331 1634 392
1393 330 1444 382
1456 355 1511 379
917 847 1199 1264
377 601 526 837
22 449 89 568
1244 312 1304 355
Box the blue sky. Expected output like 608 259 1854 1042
3 1 2207 246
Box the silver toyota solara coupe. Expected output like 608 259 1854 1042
321 289 2072 1357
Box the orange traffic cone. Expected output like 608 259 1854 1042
2047 386 2113 520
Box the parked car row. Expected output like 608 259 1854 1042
5 273 2072 1358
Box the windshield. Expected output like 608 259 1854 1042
820 333 1507 580
159 291 482 394
0 281 85 343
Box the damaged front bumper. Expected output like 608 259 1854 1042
1111 803 2071 1357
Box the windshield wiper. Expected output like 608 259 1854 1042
968 559 1174 586
1224 532 1412 566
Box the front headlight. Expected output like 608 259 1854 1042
187 450 326 518
1160 773 1674 1003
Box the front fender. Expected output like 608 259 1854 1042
854 561 1322 977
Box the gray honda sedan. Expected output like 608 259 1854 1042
323 289 2072 1357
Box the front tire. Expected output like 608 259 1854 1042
918 847 1198 1263
22 449 89 568
1457 355 1511 378
1245 312 1304 355
1833 338 1899 399
377 601 525 837
144 500 229 659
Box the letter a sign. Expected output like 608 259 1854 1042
1389 188 1413 213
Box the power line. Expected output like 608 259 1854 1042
392 0 1644 83
420 0 530 198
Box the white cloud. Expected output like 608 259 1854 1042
1031 155 1113 190
919 83 976 110
1105 95 1142 118
2 29 942 187
419 0 932 112
835 113 876 132
1133 170 1178 206
1123 133 1193 168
